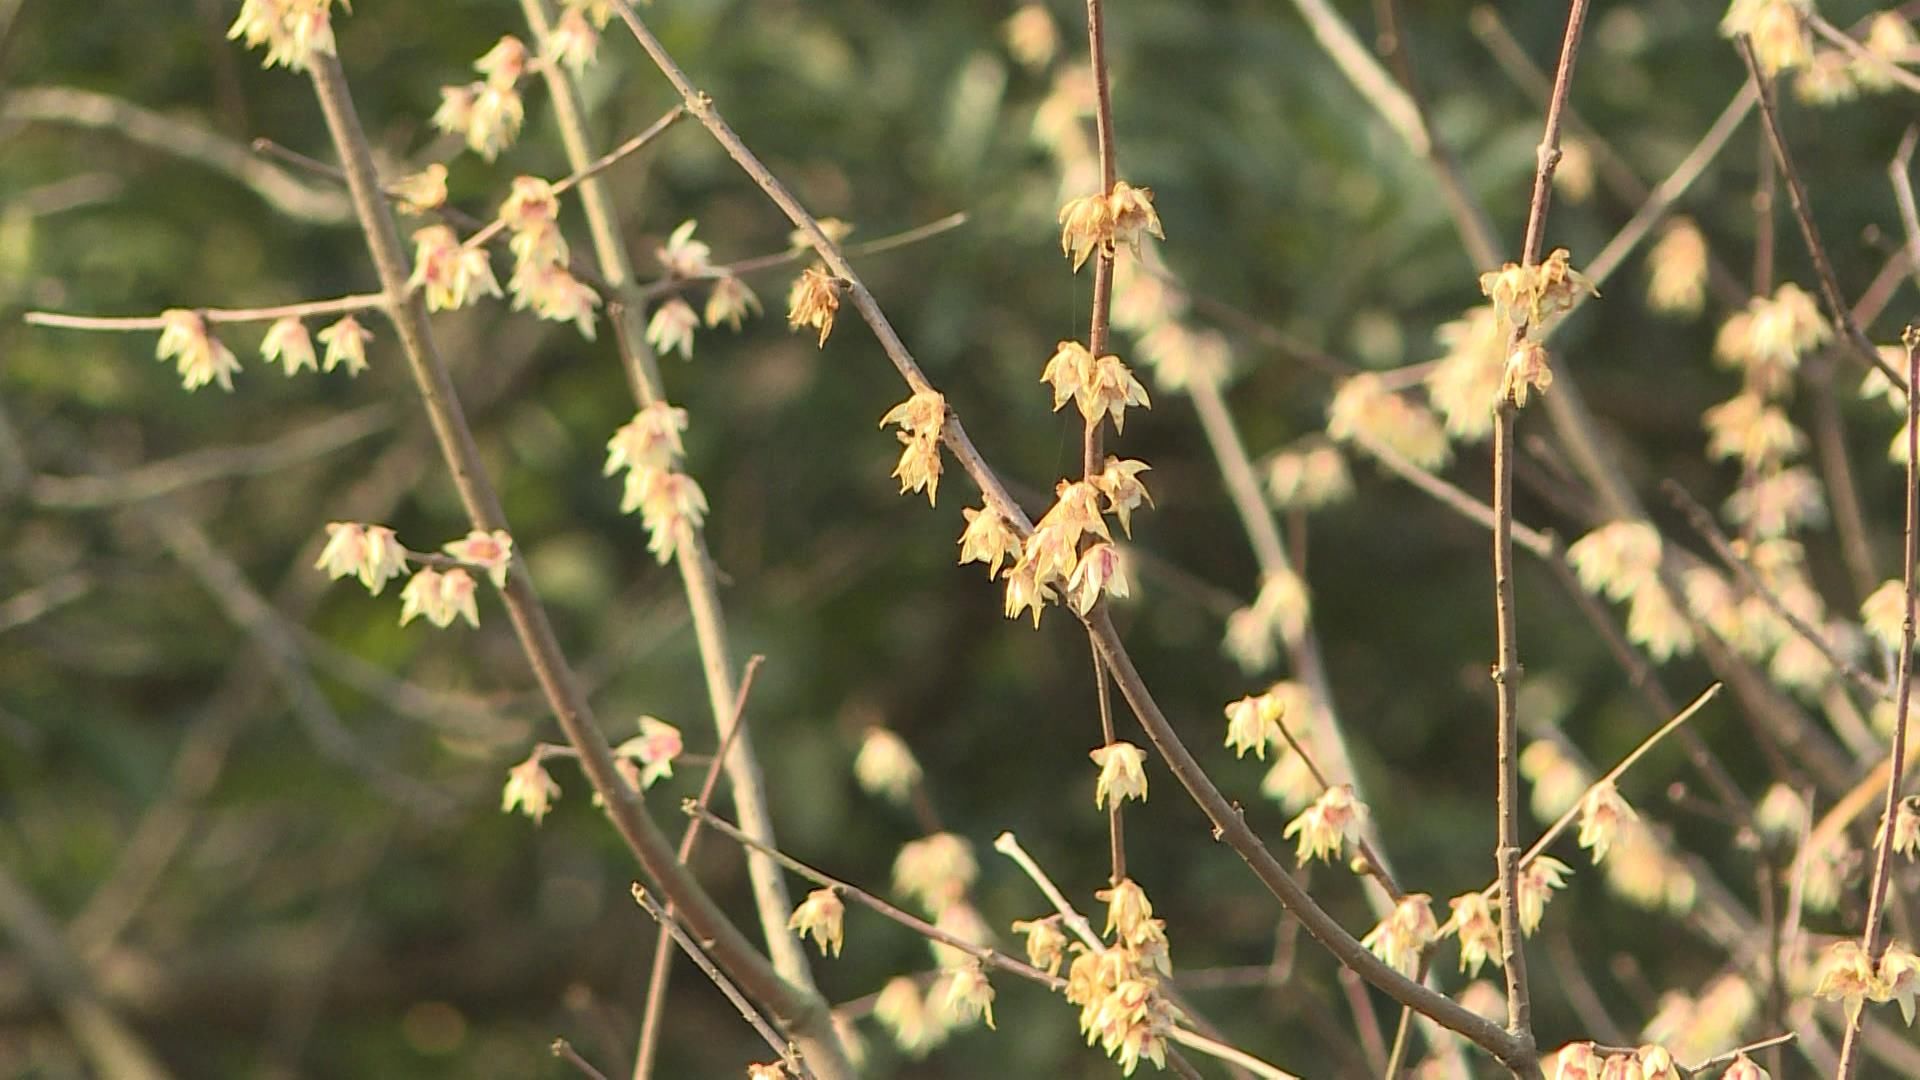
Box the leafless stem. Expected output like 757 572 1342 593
1688 1032 1797 1076
1272 712 1402 901
633 655 764 1080
302 51 851 1078
1893 126 1920 290
26 292 385 331
551 1038 612 1080
1486 2 1590 1060
1737 36 1907 391
629 886 810 1079
1835 328 1920 1078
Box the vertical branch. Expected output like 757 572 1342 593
302 53 852 1080
1835 327 1920 1078
515 0 822 1010
1491 0 1589 1056
1080 0 1127 886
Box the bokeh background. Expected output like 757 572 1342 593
3 0 1919 1076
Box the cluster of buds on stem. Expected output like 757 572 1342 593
1477 247 1598 409
499 177 601 339
604 402 708 564
313 522 513 630
432 36 528 160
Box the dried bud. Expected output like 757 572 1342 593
786 265 841 347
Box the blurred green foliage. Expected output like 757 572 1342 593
3 0 1919 1077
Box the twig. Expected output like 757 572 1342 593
1662 479 1892 701
1688 1032 1797 1076
1163 1026 1302 1080
629 886 811 1080
1737 36 1907 391
1350 431 1554 557
688 805 1063 990
457 105 684 253
1835 328 1920 1078
1892 126 1920 290
633 655 764 1080
635 213 971 301
551 1039 611 1080
303 51 852 1079
26 292 386 331
1271 712 1402 901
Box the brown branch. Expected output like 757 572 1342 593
302 51 852 1079
551 1039 612 1080
633 655 764 1080
1836 328 1920 1078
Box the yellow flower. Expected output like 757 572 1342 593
1361 893 1438 976
260 316 317 376
409 225 501 311
1002 560 1056 628
1090 740 1148 808
1881 940 1920 1025
874 976 946 1057
155 309 241 392
1223 692 1281 760
1863 578 1910 651
605 403 690 475
644 297 699 360
940 962 995 1030
786 265 840 347
474 35 530 87
1446 891 1501 977
1058 191 1115 272
1011 916 1068 975
316 315 373 376
1107 181 1165 257
957 505 1022 579
546 7 600 74
442 528 513 589
881 390 947 506
1003 3 1059 69
1567 521 1663 603
1721 1053 1770 1080
1722 0 1812 76
654 219 712 279
1282 783 1365 866
612 716 683 789
1813 939 1881 1025
1067 541 1129 614
1478 247 1597 334
228 0 339 72
1327 373 1452 469
704 275 760 330
1880 795 1920 861
1266 445 1352 510
787 888 845 958
501 752 561 824
1501 340 1553 408
1516 855 1572 934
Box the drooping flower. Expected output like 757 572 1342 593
228 0 340 72
390 163 449 215
501 751 560 823
1223 692 1282 760
1067 541 1129 614
1091 741 1149 808
156 309 242 392
880 390 947 506
1266 444 1352 510
787 888 845 958
605 403 690 475
655 220 712 279
941 962 995 1029
546 6 600 73
1479 247 1597 335
314 522 409 595
1813 939 1880 1025
1722 0 1813 76
409 225 501 311
958 505 1023 579
893 833 977 916
1361 893 1438 976
1880 795 1920 860
1516 855 1573 934
1093 457 1153 537
1282 784 1366 866
786 265 840 347
1327 373 1452 470
1011 915 1069 976
1446 891 1501 977
399 567 479 629
612 716 683 789
1647 218 1708 316
704 275 760 330
259 316 317 376
1578 782 1639 864
442 529 513 589
645 297 699 360
316 315 373 376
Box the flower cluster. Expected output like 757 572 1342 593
432 36 528 160
892 832 977 917
499 177 601 339
1057 180 1165 272
1057 878 1181 1075
604 402 708 564
547 0 613 74
1640 974 1759 1063
228 0 340 73
879 390 947 505
1282 783 1366 866
155 310 242 392
1109 260 1233 392
1714 283 1829 395
1425 305 1506 440
1548 1043 1705 1080
1814 938 1920 1026
1360 893 1437 976
409 224 502 313
997 470 1146 627
1222 570 1311 672
642 221 762 355
1249 681 1320 810
1477 247 1597 407
314 522 507 630
1041 340 1152 434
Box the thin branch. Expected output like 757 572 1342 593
1163 1026 1302 1080
1486 0 1591 1058
1272 712 1402 901
551 1039 612 1080
457 105 684 253
1807 13 1920 95
1688 1033 1797 1077
1835 328 1920 1078
629 886 811 1080
1737 36 1907 391
1893 126 1920 290
688 806 1063 991
303 51 852 1079
633 655 764 1080
25 291 386 332
636 213 971 301
1350 431 1554 557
